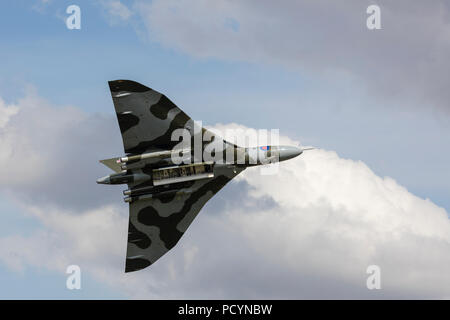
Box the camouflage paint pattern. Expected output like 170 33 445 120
102 80 302 272
125 164 243 272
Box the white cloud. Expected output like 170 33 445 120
0 92 449 298
0 205 125 273
32 0 52 14
232 148 450 297
98 0 133 24
0 98 18 129
134 0 450 111
0 88 123 209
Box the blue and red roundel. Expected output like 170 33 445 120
260 146 270 151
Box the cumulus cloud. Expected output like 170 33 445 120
98 0 133 24
0 205 125 274
0 97 18 129
32 0 53 14
0 88 123 210
134 0 450 111
233 148 450 298
0 90 449 298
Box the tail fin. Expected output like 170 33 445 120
100 157 122 173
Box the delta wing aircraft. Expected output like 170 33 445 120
98 80 309 272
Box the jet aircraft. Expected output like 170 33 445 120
97 80 309 272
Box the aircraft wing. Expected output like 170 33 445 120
109 79 215 155
125 165 244 272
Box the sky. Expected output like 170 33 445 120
0 0 449 299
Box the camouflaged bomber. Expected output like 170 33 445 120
97 80 306 272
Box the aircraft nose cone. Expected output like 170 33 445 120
279 146 303 162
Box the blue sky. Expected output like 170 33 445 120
0 0 449 299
